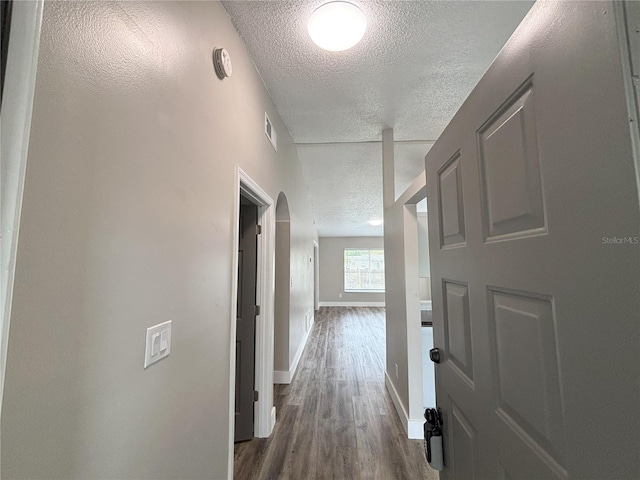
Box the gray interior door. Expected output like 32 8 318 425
426 2 640 479
235 200 258 442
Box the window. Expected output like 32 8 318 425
344 248 385 292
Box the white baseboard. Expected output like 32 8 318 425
407 417 425 439
384 371 425 440
318 301 386 307
273 370 290 384
274 315 315 384
270 406 276 434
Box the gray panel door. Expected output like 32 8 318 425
426 2 640 479
235 202 258 442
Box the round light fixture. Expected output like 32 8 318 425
369 219 383 226
308 2 367 52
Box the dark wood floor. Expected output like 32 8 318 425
234 307 438 480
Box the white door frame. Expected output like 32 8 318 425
0 0 44 419
396 174 429 438
228 167 276 473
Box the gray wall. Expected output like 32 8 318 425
274 220 290 372
289 218 315 361
2 2 316 478
383 203 411 418
318 237 385 304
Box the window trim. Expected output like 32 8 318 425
343 248 385 293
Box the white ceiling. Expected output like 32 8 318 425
222 0 534 237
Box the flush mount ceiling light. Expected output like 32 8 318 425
308 2 367 52
369 219 383 226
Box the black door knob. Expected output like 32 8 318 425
429 347 441 364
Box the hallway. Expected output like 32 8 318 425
234 307 437 480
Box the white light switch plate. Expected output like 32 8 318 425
144 320 172 368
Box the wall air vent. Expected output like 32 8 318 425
264 112 277 152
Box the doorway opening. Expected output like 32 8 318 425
235 194 259 443
229 168 276 473
400 183 429 438
414 197 436 411
389 171 434 439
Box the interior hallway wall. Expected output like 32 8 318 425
288 207 316 366
318 237 385 305
1 2 316 478
274 220 291 373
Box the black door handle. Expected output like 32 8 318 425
429 347 441 364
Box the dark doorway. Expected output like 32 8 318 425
235 195 258 442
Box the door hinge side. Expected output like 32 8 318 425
256 224 262 235
253 390 259 402
255 305 261 316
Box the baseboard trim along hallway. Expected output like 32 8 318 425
274 315 315 384
384 371 425 440
318 301 385 307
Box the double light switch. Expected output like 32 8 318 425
144 320 172 368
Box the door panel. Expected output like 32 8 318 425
443 281 474 386
427 2 640 479
489 288 564 464
235 202 258 442
478 79 546 242
437 152 467 248
450 401 478 480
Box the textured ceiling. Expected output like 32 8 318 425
297 142 432 236
222 0 534 236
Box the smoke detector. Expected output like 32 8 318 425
213 47 232 79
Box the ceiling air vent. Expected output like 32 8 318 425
264 112 277 152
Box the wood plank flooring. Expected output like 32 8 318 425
234 307 438 480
